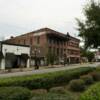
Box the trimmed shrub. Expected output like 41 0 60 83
69 79 85 92
30 93 74 100
95 66 100 72
32 89 47 94
90 71 100 81
49 86 66 94
80 75 94 85
0 67 95 89
80 82 100 100
0 87 32 100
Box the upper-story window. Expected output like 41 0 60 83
48 38 52 44
18 40 20 44
64 42 66 46
57 41 59 45
30 37 33 45
49 47 51 53
23 39 26 45
37 36 40 44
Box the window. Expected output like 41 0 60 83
61 48 63 56
64 42 66 45
37 36 40 44
57 48 59 56
64 49 66 52
48 38 52 44
23 39 26 45
57 41 59 45
53 47 55 54
18 40 20 44
30 37 33 45
49 47 51 53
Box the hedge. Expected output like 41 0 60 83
80 82 100 100
80 75 94 85
69 79 85 92
49 87 66 94
0 67 95 89
0 87 32 100
30 93 74 100
90 71 100 81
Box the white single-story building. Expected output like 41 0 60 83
95 51 100 62
0 42 30 70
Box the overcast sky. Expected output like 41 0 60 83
0 0 88 40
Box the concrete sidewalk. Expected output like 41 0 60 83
0 62 100 78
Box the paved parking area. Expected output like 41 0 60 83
0 62 100 78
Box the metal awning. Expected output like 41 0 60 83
31 55 44 59
5 53 16 61
21 54 29 60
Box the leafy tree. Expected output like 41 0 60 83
80 47 87 57
77 0 100 49
86 51 94 62
80 47 94 62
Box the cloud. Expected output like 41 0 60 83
0 0 86 38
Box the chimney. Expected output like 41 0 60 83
10 36 14 39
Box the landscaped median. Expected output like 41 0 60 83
0 87 32 100
0 67 95 89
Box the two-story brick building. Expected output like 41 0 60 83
5 28 80 66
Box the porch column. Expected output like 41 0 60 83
1 58 5 70
68 57 70 64
27 58 30 68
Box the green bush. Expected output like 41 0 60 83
49 87 66 94
32 89 47 94
90 71 100 81
95 67 100 72
80 75 94 85
30 93 74 100
0 67 95 89
80 82 100 100
69 79 85 92
0 87 32 100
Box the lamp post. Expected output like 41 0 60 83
66 32 70 65
34 48 40 70
63 53 66 66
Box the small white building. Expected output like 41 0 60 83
95 51 100 62
0 42 30 70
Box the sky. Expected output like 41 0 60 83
0 0 87 40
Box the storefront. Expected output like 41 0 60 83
0 42 30 70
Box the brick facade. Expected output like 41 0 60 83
5 28 80 65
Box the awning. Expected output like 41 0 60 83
21 54 29 60
0 52 3 59
31 55 44 60
5 53 16 61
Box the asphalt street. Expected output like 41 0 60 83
0 62 100 78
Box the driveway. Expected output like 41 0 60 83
0 62 100 78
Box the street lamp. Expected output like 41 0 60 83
63 53 66 66
34 48 40 69
66 32 70 65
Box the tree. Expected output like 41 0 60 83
86 51 94 62
80 47 94 62
77 0 100 49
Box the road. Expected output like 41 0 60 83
0 62 100 78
